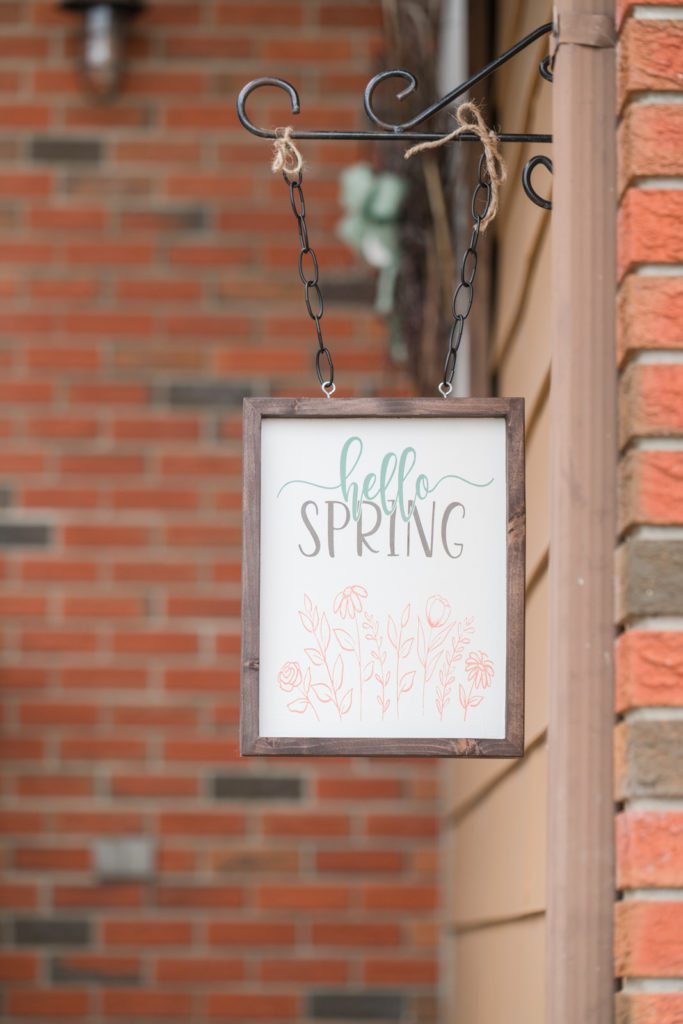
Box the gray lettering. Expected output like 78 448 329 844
298 500 321 557
442 501 465 559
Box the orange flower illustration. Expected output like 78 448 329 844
465 651 494 690
333 584 368 620
278 661 303 693
426 595 450 629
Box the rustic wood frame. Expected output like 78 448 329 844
241 396 525 757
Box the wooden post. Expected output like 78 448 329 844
547 5 617 1024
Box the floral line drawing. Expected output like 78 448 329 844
417 595 452 714
388 603 414 719
277 588 494 729
299 593 353 721
363 612 390 720
435 617 474 721
333 585 367 721
277 661 320 720
459 649 494 721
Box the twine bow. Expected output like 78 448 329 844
404 101 506 232
271 126 304 180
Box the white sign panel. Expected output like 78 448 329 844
241 398 524 758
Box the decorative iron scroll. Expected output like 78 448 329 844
237 22 553 208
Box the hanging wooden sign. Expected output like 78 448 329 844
241 397 525 757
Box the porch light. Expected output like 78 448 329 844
60 0 146 100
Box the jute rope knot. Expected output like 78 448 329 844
404 101 506 232
271 126 304 180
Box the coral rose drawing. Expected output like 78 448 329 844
277 661 319 720
277 588 495 729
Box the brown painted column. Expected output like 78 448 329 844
546 4 617 1024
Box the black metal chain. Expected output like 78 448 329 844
439 153 492 397
283 157 490 398
283 170 335 396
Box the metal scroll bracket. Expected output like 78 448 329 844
237 22 554 210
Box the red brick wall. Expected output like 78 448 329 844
615 2 683 1021
0 3 438 1022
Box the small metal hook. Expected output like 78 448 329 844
236 77 300 139
522 155 553 210
539 54 554 83
363 70 418 131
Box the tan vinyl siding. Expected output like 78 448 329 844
443 1 552 1019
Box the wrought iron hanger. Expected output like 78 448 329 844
237 22 553 209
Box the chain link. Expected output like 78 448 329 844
283 170 335 396
439 153 492 397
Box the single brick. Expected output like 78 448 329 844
211 775 302 800
51 954 140 985
618 104 683 194
620 364 683 446
619 19 683 103
364 958 438 984
154 956 244 983
261 958 348 984
308 992 404 1021
14 848 91 872
617 277 683 363
0 952 37 982
163 380 252 407
617 539 683 620
7 989 90 1018
618 190 683 278
262 813 349 837
615 901 683 977
102 990 193 1017
620 451 683 531
0 523 50 546
316 850 403 874
155 886 242 908
617 811 683 888
363 884 437 911
120 206 205 231
257 885 350 911
13 918 90 946
616 992 683 1024
615 719 683 799
209 847 299 875
208 921 295 947
103 920 192 948
31 136 102 163
53 885 143 909
616 631 683 711
159 811 244 836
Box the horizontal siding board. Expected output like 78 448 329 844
493 83 552 360
496 226 551 422
494 0 552 157
452 914 545 1024
446 744 547 926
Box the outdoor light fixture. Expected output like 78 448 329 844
61 0 146 100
